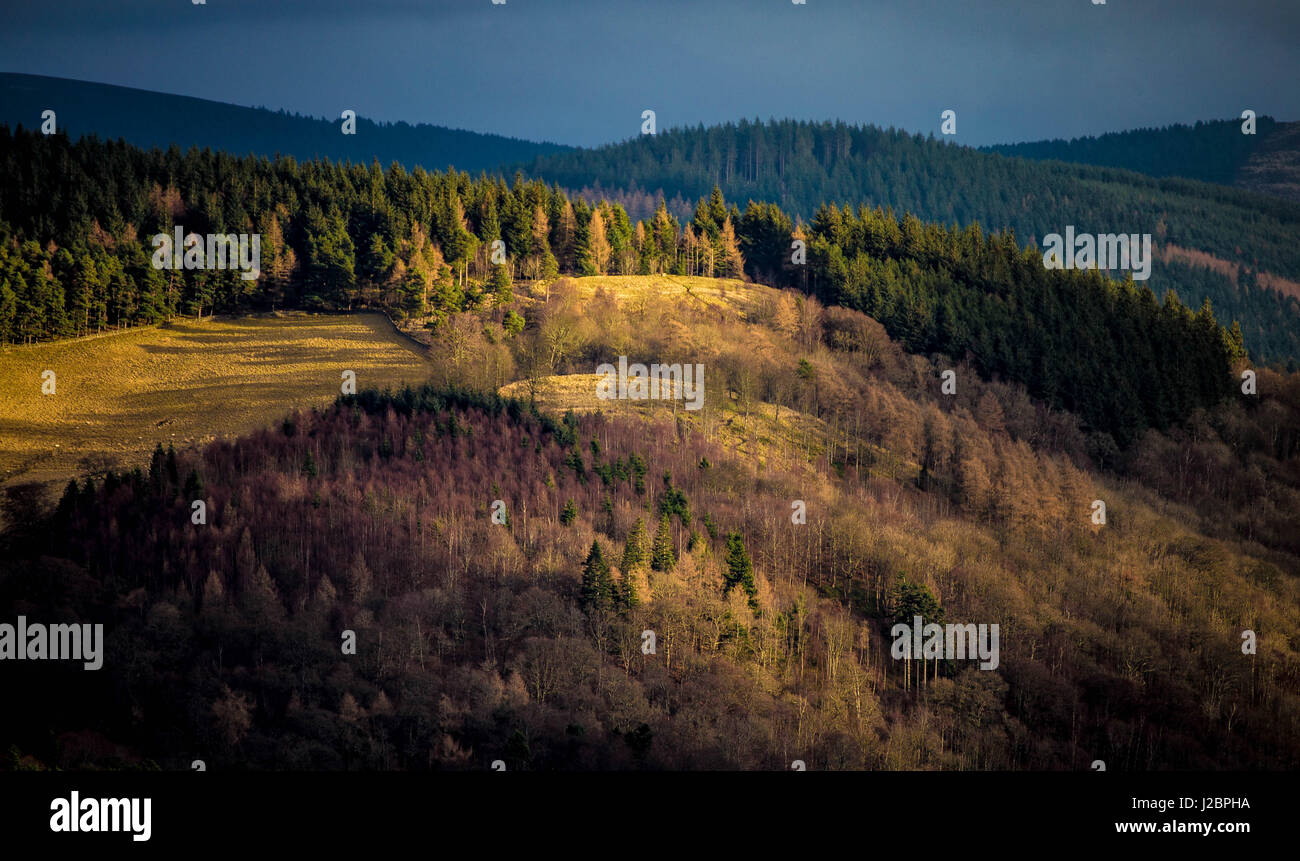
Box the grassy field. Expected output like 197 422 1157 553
0 312 432 492
503 275 915 480
522 273 768 314
498 373 913 482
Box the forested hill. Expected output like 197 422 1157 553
517 119 1300 280
517 118 1300 366
0 73 570 174
982 117 1291 190
0 128 1245 446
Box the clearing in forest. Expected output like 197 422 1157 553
0 312 432 490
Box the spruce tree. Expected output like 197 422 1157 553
723 531 757 604
580 540 613 612
618 568 639 610
650 514 676 573
621 517 649 571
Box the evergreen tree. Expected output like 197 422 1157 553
621 517 649 571
723 531 757 604
650 514 676 573
580 539 614 612
490 264 513 305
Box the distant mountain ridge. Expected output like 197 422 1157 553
983 117 1300 203
0 73 571 174
2 76 1299 366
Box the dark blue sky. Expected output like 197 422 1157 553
1 0 1295 148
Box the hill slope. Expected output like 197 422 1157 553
0 312 431 491
983 117 1300 201
517 119 1300 365
0 73 570 174
2 276 1298 771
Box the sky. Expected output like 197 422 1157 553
0 0 1296 148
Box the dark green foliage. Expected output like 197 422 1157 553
770 201 1245 444
0 126 593 344
623 723 653 765
520 118 1300 366
560 499 577 525
702 512 718 540
580 540 614 613
503 729 532 771
0 73 570 176
521 118 1300 284
723 532 757 607
891 573 944 626
489 264 512 304
621 517 648 572
628 453 647 495
617 568 639 611
982 117 1280 187
657 471 691 526
564 445 586 481
650 514 675 573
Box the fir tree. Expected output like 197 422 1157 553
580 540 614 612
650 514 676 573
621 517 649 571
723 531 757 606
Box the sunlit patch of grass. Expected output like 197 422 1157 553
0 313 432 487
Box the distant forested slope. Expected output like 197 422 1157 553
0 129 1250 444
518 118 1300 365
982 117 1285 188
518 119 1300 276
0 73 570 174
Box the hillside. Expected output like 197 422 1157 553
0 130 1253 450
983 117 1300 200
0 73 570 174
3 275 1298 771
517 119 1300 365
0 312 431 493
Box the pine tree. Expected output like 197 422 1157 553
723 531 757 605
621 517 649 571
650 513 676 573
490 264 513 305
560 499 578 525
580 540 614 612
618 568 639 610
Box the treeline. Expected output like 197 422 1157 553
0 73 569 176
519 118 1300 362
0 125 745 342
983 117 1280 187
0 127 1248 443
736 199 1245 445
519 118 1300 280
